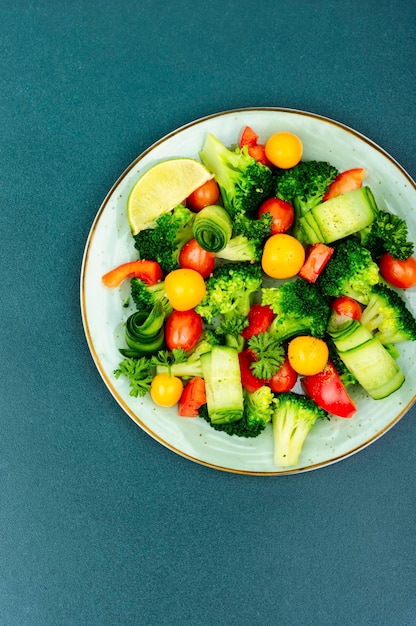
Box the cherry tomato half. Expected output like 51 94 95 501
164 268 206 311
331 296 362 321
268 357 298 393
165 309 203 352
378 253 416 289
261 233 305 279
187 179 220 212
179 238 215 279
265 132 303 169
258 197 295 234
150 373 184 407
288 336 329 376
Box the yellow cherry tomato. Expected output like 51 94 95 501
261 233 305 279
164 268 206 311
265 132 303 169
287 336 329 376
150 373 184 407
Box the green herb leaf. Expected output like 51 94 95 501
248 331 285 379
114 357 154 397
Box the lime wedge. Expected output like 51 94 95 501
127 158 214 235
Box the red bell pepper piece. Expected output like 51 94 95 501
240 125 273 167
241 304 275 340
240 125 259 148
102 259 163 288
301 360 357 418
178 377 207 417
299 243 334 283
238 349 267 393
247 144 272 167
323 168 366 201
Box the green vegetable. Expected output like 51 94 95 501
199 383 274 438
130 278 172 316
133 205 195 273
247 330 285 379
274 160 338 239
316 237 380 304
262 279 330 342
114 357 154 398
195 261 262 325
200 346 244 424
198 403 262 438
120 303 165 357
272 392 328 467
244 385 274 430
299 187 378 244
154 331 220 379
360 283 416 344
214 314 248 352
192 204 233 252
327 312 405 400
327 341 358 387
215 234 262 263
199 133 274 219
359 209 414 261
215 211 273 263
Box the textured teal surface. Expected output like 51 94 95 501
1 1 415 624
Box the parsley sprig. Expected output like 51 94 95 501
248 330 285 379
114 357 154 398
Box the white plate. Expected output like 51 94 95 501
80 108 416 475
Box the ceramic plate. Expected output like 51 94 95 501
80 108 416 475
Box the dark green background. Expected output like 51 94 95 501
2 1 415 624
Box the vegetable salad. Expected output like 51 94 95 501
103 125 416 467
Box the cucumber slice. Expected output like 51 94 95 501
332 323 374 353
200 346 244 424
338 337 404 399
300 187 378 244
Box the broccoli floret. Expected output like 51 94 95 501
153 348 203 379
360 283 416 344
275 160 338 239
190 329 222 358
199 133 274 219
200 384 274 438
195 261 262 325
215 210 273 263
215 312 248 345
130 278 172 316
198 395 269 438
316 238 380 305
153 332 220 380
215 234 262 263
359 209 414 261
272 392 329 467
244 385 274 430
275 160 339 214
133 205 195 273
262 279 331 342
